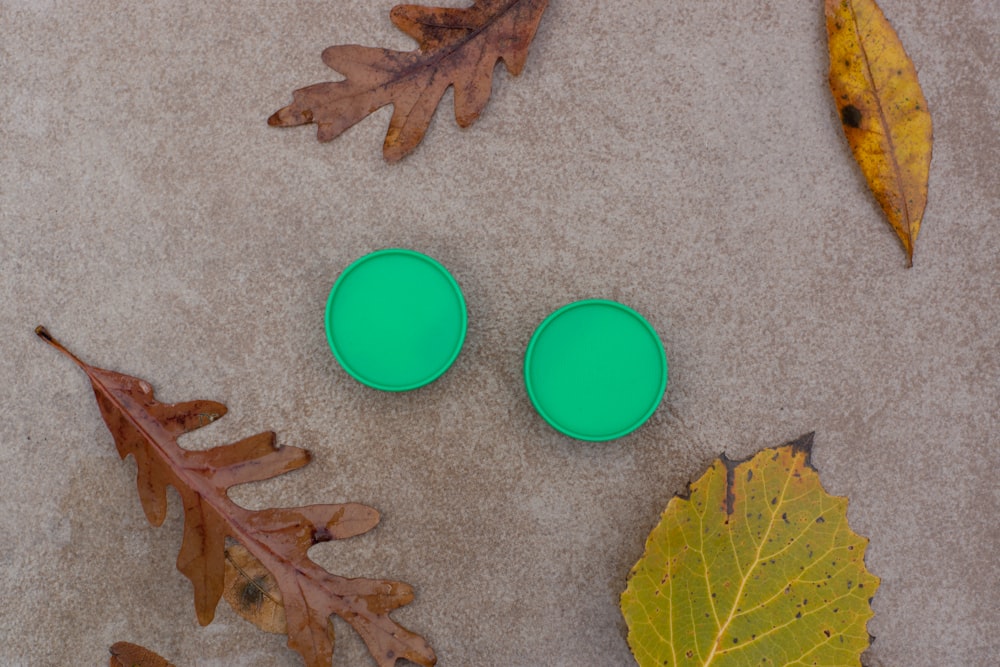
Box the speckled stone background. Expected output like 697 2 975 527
2 1 997 666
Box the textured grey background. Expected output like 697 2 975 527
1 1 998 666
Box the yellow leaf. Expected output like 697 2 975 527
621 434 879 666
826 0 932 266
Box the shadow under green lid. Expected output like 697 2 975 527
325 249 467 391
524 299 667 441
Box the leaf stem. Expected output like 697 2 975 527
35 326 88 369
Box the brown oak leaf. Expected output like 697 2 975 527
38 327 436 667
110 642 174 667
269 0 549 162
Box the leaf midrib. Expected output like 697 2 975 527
847 0 912 242
342 0 529 103
88 368 319 617
699 464 796 666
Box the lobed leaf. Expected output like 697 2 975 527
269 0 549 162
38 327 436 667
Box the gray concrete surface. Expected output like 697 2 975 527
2 1 997 665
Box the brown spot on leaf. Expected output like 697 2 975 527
841 104 863 128
238 575 269 612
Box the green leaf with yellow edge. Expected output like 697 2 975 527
825 0 933 267
621 433 878 666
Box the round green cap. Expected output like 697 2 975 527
325 249 467 391
524 299 667 441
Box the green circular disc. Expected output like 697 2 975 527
524 300 668 441
325 249 467 391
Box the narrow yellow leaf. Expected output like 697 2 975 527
825 0 932 266
621 434 879 666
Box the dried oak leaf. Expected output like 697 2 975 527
826 0 932 267
224 542 290 635
223 541 336 647
269 0 549 162
38 327 435 667
109 642 175 667
621 433 879 666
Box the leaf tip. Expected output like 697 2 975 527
787 431 816 466
268 105 312 128
268 108 294 127
35 326 87 367
455 109 481 129
382 145 409 164
195 604 217 627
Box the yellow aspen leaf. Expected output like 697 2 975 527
825 0 932 267
621 434 879 666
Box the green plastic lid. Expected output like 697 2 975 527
524 299 667 441
325 249 467 391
